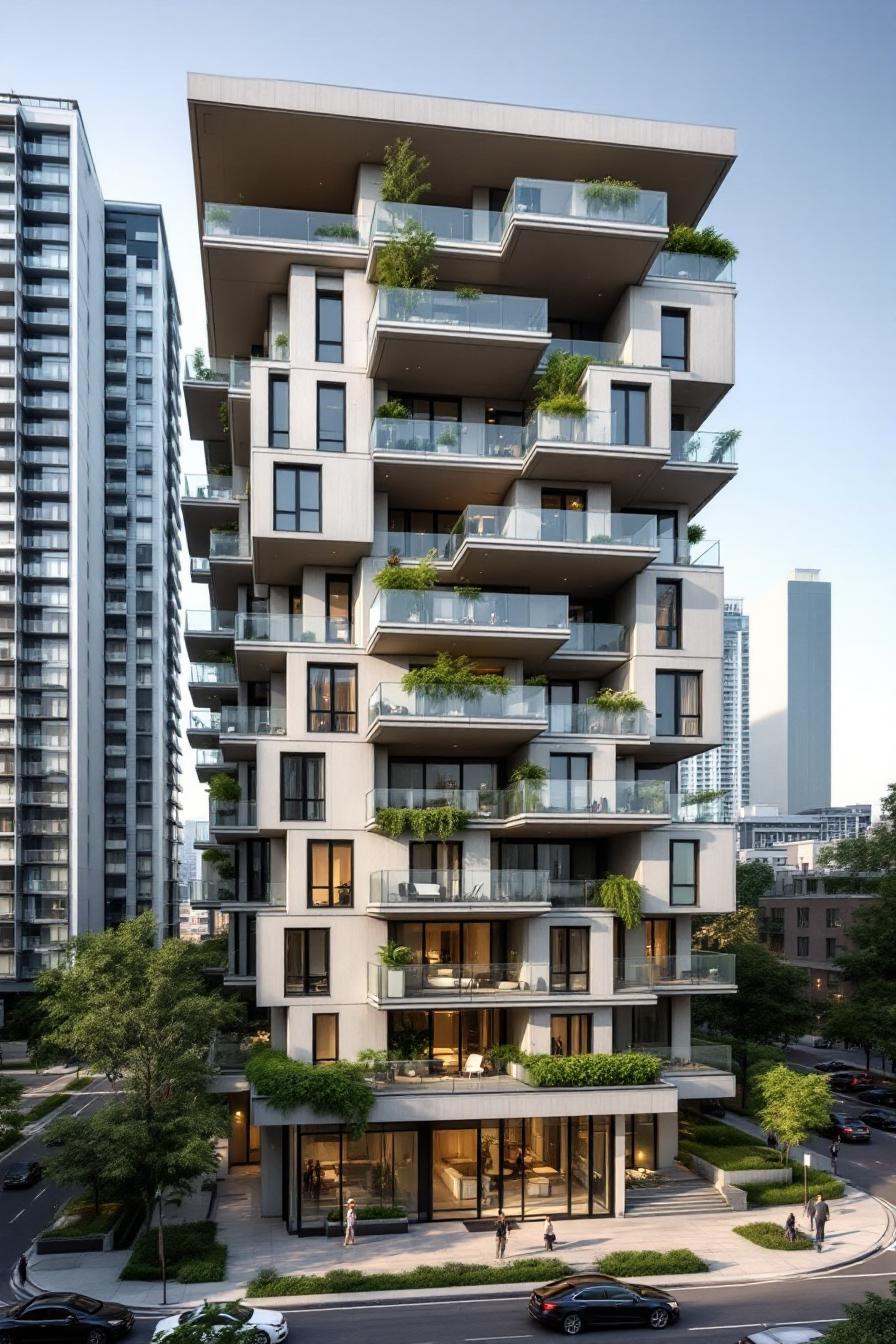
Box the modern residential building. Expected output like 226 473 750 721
183 74 739 1228
749 569 831 815
679 596 748 822
737 803 872 852
0 94 182 991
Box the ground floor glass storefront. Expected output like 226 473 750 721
290 1117 613 1230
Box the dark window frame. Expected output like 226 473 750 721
269 373 289 448
655 579 682 650
284 927 330 996
280 753 326 821
796 936 810 958
312 1012 339 1064
661 307 690 371
307 663 358 734
655 670 701 737
308 839 354 908
316 382 346 453
611 383 649 446
315 284 343 362
549 925 590 993
670 839 699 906
274 464 321 533
325 573 352 643
549 1012 592 1055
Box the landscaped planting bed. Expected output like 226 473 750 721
247 1258 571 1297
678 1116 783 1172
734 1221 814 1251
597 1249 709 1275
737 1166 844 1208
121 1220 227 1283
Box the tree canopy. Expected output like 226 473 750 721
735 859 776 907
755 1064 832 1163
696 940 814 1047
823 1282 896 1344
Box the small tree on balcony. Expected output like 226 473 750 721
532 350 591 418
664 224 738 261
207 773 241 804
401 651 510 700
381 137 431 204
373 550 438 592
376 220 438 290
585 689 645 713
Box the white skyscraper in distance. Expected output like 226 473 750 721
679 598 749 822
749 569 831 815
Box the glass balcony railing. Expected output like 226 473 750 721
443 506 658 556
614 953 736 990
370 869 555 906
195 749 226 769
370 416 526 461
188 709 221 733
669 429 739 466
209 530 249 559
210 800 257 828
367 779 669 823
369 683 546 726
189 662 237 686
185 356 250 390
560 623 629 655
502 177 667 229
370 588 568 633
220 706 286 736
234 612 352 644
184 610 235 636
525 409 617 447
182 475 236 500
371 200 504 245
368 960 550 999
670 792 727 823
189 879 285 908
648 251 735 285
547 704 651 736
203 203 366 248
371 287 549 344
651 1043 734 1074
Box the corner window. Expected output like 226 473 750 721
308 665 357 733
670 840 698 906
309 840 353 908
549 926 589 992
317 383 346 452
655 580 681 650
655 671 701 736
280 753 325 821
269 374 289 448
284 928 330 995
316 277 343 362
274 465 320 533
611 384 649 446
661 308 689 372
313 1013 339 1063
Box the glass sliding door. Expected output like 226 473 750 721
501 1119 524 1217
432 1127 479 1220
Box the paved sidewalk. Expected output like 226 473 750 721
24 1160 894 1308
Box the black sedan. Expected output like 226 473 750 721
828 1071 873 1093
0 1293 134 1342
819 1111 871 1142
858 1087 896 1107
529 1274 679 1333
860 1109 896 1132
814 1059 854 1073
1 1160 41 1189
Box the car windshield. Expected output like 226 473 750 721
69 1297 102 1313
224 1307 253 1323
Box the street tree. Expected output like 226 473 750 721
692 906 757 951
735 859 776 908
823 1283 896 1344
43 1110 125 1214
755 1063 832 1164
821 1000 885 1071
0 1076 24 1142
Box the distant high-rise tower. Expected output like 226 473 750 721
679 597 749 822
749 569 831 814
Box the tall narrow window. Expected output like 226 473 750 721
317 383 345 452
284 928 330 995
308 665 357 733
550 927 589 992
655 580 681 650
661 308 689 371
269 374 289 448
312 1013 339 1063
308 840 353 908
655 671 701 736
326 574 352 643
280 754 325 821
611 384 649 446
670 840 698 906
274 466 320 532
316 277 343 362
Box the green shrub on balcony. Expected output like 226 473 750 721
510 761 548 781
373 551 438 592
207 773 241 804
401 651 510 700
524 675 548 687
453 585 481 600
454 285 482 300
217 400 229 434
590 874 643 928
374 399 410 420
581 177 640 209
585 689 645 713
202 847 235 880
533 350 591 416
537 393 588 418
377 941 414 969
687 523 706 545
487 1044 528 1072
245 1046 373 1136
190 348 219 382
376 221 437 289
526 1051 661 1087
682 789 726 807
374 805 472 841
664 224 738 261
381 137 431 204
313 222 360 240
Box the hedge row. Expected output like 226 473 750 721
325 1204 405 1222
597 1249 709 1275
121 1221 226 1283
246 1048 372 1135
41 1200 123 1240
247 1258 571 1297
525 1051 661 1088
738 1165 844 1208
28 1094 68 1121
64 1076 93 1092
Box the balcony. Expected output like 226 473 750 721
369 416 525 509
548 623 629 676
367 960 553 1005
367 683 547 751
188 661 237 708
234 611 354 678
194 748 230 782
648 251 735 286
204 202 365 249
209 800 258 835
367 287 550 398
183 358 249 442
208 530 252 610
368 868 556 917
219 706 286 759
190 557 211 583
181 475 240 552
522 410 667 492
188 878 285 911
670 793 727 824
184 610 235 660
650 428 740 512
367 589 569 659
614 954 736 993
546 703 651 742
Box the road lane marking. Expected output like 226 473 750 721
31 1188 46 1200
690 1322 846 1334
73 1102 91 1115
8 1209 23 1222
466 1337 532 1341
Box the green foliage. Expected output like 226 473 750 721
664 224 739 261
684 789 726 806
525 1051 660 1087
596 1249 708 1275
0 1075 23 1137
64 1075 92 1091
509 761 548 782
585 688 645 713
453 585 481 600
313 222 360 241
245 1047 373 1136
536 393 587 417
581 176 640 207
41 1198 124 1239
693 906 758 951
736 859 776 907
374 399 410 420
386 1024 429 1060
755 1064 833 1163
205 206 231 230
739 1166 843 1207
377 942 413 969
325 1204 405 1222
216 400 229 434
820 1000 882 1067
823 1282 896 1344
27 1093 68 1120
44 1111 125 1213
733 1221 813 1251
174 1248 228 1283
487 1043 528 1071
523 675 548 687
148 1304 254 1344
374 805 471 840
373 551 438 592
207 773 241 803
381 137 431 204
687 522 706 544
121 1221 225 1282
819 782 896 872
591 874 643 928
202 847 235 880
272 332 288 353
533 350 591 408
454 285 482 299
246 1258 572 1298
190 349 219 382
376 221 437 289
695 941 814 1056
401 651 510 700
678 1115 784 1172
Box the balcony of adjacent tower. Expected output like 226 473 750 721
183 610 235 662
181 475 241 554
218 705 287 761
183 357 249 442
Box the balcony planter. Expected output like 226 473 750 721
386 969 406 998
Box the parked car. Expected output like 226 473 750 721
813 1059 854 1073
154 1304 287 1343
857 1086 896 1107
810 1037 834 1049
529 1274 679 1332
860 1109 896 1132
737 1329 824 1344
0 1293 134 1342
2 1160 42 1189
829 1071 874 1093
819 1111 871 1142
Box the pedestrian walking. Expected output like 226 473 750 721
784 1212 797 1244
343 1198 357 1247
16 1254 27 1288
543 1216 556 1252
829 1140 840 1176
766 1130 777 1151
495 1210 509 1260
813 1194 831 1252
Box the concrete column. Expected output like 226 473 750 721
260 1127 283 1217
592 1005 613 1053
670 996 691 1055
613 1115 627 1216
656 1111 678 1168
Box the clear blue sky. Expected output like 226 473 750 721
5 0 894 818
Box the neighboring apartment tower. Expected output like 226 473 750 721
749 569 831 815
0 95 182 991
679 596 749 821
183 75 739 1226
738 803 871 851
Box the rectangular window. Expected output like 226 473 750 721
796 937 809 958
284 928 330 995
269 374 289 448
549 927 589 992
611 384 649 446
825 907 841 928
825 937 837 959
796 907 809 928
308 840 353 908
655 671 701 736
316 278 343 362
670 840 698 906
274 466 320 532
550 1014 591 1055
317 383 345 453
308 665 357 733
326 574 352 643
661 308 689 371
655 580 681 650
313 1013 339 1064
280 754 325 821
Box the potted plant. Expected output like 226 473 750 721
687 522 706 546
272 332 289 361
585 688 645 731
454 285 482 301
454 585 481 623
374 399 410 420
508 760 548 812
580 177 640 216
208 772 241 805
710 428 741 463
531 351 592 439
378 942 413 999
313 221 360 241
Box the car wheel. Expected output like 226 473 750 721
649 1308 670 1330
562 1315 583 1336
0 1331 14 1344
252 1332 269 1344
86 1329 108 1344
